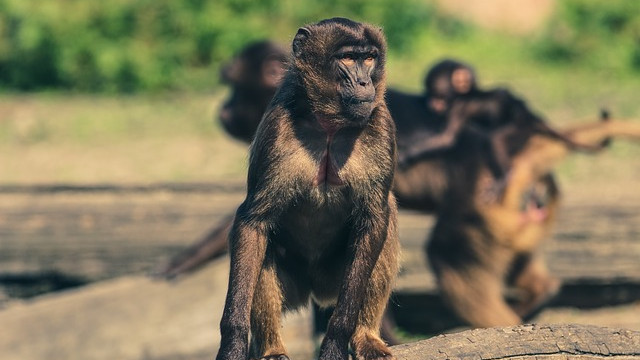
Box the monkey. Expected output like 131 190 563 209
423 59 477 114
216 18 399 360
427 113 640 328
399 59 607 182
157 60 470 279
218 40 287 143
157 47 627 335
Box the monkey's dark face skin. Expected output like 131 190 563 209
423 58 477 114
291 17 387 128
333 45 379 121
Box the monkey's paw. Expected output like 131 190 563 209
353 337 395 360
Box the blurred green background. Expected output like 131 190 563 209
2 0 640 92
0 0 639 185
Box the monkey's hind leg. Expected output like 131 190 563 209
351 216 399 360
250 261 289 360
436 263 521 327
508 253 561 321
427 224 521 328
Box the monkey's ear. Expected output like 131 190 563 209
292 27 311 58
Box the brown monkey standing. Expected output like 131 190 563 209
216 18 398 360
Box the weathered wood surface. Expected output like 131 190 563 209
0 191 245 289
0 257 315 360
392 324 640 360
1 186 639 286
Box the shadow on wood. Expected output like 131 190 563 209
391 278 640 334
391 324 640 360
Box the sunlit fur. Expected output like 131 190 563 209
216 18 398 360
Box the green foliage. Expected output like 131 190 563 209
0 0 638 92
0 0 473 92
0 0 279 92
533 0 640 73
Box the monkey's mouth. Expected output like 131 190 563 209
346 96 374 105
519 189 549 224
342 96 376 122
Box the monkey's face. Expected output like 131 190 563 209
219 85 270 141
425 59 477 113
428 74 455 114
218 41 287 141
292 18 387 126
219 63 273 141
451 67 474 95
334 46 379 121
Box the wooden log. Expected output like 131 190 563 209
391 324 640 360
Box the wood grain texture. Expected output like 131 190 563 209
392 324 640 360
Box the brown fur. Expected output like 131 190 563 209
219 41 287 143
216 18 398 360
401 59 606 179
429 116 640 327
158 43 638 335
423 59 477 114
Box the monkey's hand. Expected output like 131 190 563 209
599 137 612 149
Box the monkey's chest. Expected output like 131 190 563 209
279 199 352 259
314 151 343 186
295 129 359 189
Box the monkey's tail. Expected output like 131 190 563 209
151 214 233 280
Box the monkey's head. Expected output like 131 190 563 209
219 40 287 142
424 59 476 114
291 18 387 127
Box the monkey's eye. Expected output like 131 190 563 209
340 54 355 66
364 56 375 66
